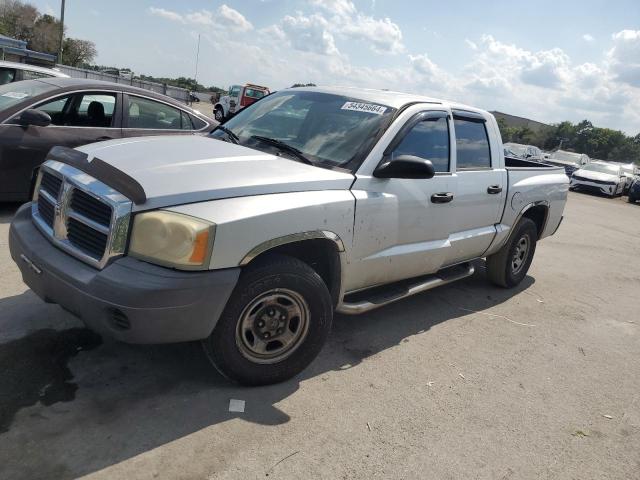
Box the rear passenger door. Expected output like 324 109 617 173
123 94 202 137
446 111 506 264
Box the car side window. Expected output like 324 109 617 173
127 96 186 130
392 116 450 172
68 93 116 127
454 118 491 169
191 115 207 130
0 67 16 85
33 95 73 126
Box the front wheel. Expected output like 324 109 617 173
203 254 333 385
486 217 538 288
214 107 225 122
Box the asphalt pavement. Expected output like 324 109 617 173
0 192 638 480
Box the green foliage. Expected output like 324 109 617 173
291 83 317 88
0 0 96 65
496 118 639 164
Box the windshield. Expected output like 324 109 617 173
210 90 396 170
504 144 527 156
550 151 584 163
0 80 57 111
582 163 620 175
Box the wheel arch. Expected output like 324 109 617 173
239 231 346 307
521 202 549 239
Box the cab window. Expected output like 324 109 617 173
0 67 16 85
454 118 491 169
392 116 450 172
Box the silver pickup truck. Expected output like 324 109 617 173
9 87 569 385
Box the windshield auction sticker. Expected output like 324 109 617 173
341 101 387 115
1 92 29 99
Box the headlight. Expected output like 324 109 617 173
129 211 215 269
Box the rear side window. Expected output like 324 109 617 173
127 96 186 130
392 116 450 172
454 118 491 169
0 67 16 84
191 115 207 130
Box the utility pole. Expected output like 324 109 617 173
194 34 201 93
58 0 66 64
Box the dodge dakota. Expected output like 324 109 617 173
9 87 569 385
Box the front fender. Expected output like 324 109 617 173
166 190 355 270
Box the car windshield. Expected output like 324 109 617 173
550 151 583 163
505 144 527 156
583 163 620 174
210 90 396 169
0 80 57 111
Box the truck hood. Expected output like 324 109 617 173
573 169 618 182
75 135 355 211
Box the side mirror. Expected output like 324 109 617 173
18 109 51 127
374 155 436 179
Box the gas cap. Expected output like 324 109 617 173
511 192 524 210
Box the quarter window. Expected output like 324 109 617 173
392 116 450 172
454 118 491 169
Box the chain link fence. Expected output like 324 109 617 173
55 65 190 103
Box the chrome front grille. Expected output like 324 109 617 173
31 160 133 269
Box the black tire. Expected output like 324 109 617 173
486 217 538 288
629 194 637 204
214 107 224 122
203 254 333 386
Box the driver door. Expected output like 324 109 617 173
347 110 457 292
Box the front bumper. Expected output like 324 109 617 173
9 204 240 344
570 179 617 195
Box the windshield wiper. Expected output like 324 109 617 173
214 125 240 144
250 135 314 165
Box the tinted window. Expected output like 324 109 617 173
191 115 207 130
35 95 72 125
392 116 449 172
454 118 491 169
244 88 265 99
229 86 241 97
127 96 185 130
31 92 116 127
0 67 16 85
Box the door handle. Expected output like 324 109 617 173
487 185 503 194
431 192 454 204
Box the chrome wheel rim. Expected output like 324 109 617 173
235 289 310 364
511 234 530 275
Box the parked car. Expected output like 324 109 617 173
214 83 270 122
0 60 69 85
0 77 215 201
627 177 640 204
504 143 544 161
9 86 568 385
620 163 638 194
546 150 590 176
570 161 627 197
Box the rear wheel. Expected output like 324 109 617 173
486 217 538 288
203 254 333 385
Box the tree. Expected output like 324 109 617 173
0 0 38 42
31 13 62 53
62 38 96 67
291 83 317 88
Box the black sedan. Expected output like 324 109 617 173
0 78 216 202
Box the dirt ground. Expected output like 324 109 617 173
0 191 638 480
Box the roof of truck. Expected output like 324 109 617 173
293 85 489 116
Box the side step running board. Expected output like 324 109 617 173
337 263 475 315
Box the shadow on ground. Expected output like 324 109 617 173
0 203 21 225
0 266 535 480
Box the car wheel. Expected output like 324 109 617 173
486 217 538 288
202 254 333 386
629 194 637 203
214 107 224 122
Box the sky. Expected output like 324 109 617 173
30 0 640 134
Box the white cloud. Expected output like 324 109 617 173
582 34 595 43
608 30 640 87
148 4 253 32
281 14 339 56
465 39 478 51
